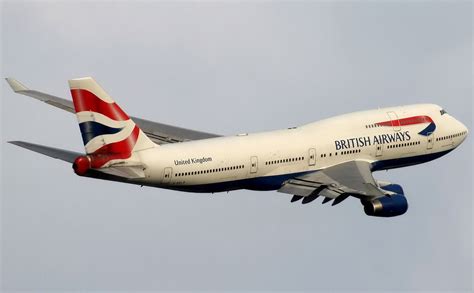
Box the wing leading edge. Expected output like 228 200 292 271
5 78 221 144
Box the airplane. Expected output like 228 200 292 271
5 77 469 217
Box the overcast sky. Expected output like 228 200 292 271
1 1 472 292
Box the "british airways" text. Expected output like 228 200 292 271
334 131 411 150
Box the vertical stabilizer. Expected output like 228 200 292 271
68 77 156 174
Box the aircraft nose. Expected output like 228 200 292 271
456 118 468 139
460 120 468 134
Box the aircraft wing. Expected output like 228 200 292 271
5 78 221 144
278 160 385 205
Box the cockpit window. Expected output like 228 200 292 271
440 109 447 115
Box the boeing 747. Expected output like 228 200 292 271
6 77 468 217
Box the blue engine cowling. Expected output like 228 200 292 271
362 194 408 217
379 183 404 195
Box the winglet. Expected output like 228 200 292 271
5 78 29 92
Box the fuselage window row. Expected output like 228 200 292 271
436 131 467 141
365 124 382 129
340 149 361 155
175 165 245 177
320 149 362 158
387 141 420 149
265 156 305 166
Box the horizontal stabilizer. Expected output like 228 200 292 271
8 141 82 163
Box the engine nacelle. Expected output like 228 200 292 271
376 181 405 195
362 194 408 217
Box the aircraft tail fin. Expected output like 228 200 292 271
69 77 156 154
68 77 157 174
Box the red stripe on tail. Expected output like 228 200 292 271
71 89 129 121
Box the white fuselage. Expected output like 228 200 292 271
133 104 467 192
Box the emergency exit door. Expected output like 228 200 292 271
250 156 258 174
387 111 401 132
426 133 434 150
375 143 383 157
163 167 172 183
308 148 316 166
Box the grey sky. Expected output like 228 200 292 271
1 1 472 291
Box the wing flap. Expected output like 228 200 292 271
278 160 384 204
279 181 319 197
297 161 384 198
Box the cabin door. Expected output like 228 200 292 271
308 148 316 166
426 133 434 150
163 167 172 184
250 156 258 174
386 111 401 132
375 143 383 157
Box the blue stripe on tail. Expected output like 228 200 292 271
79 121 123 145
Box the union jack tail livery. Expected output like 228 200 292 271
68 77 156 176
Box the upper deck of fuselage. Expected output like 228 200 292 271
151 103 464 156
300 104 443 130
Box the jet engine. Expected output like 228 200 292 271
362 194 408 217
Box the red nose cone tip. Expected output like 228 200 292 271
73 156 91 176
